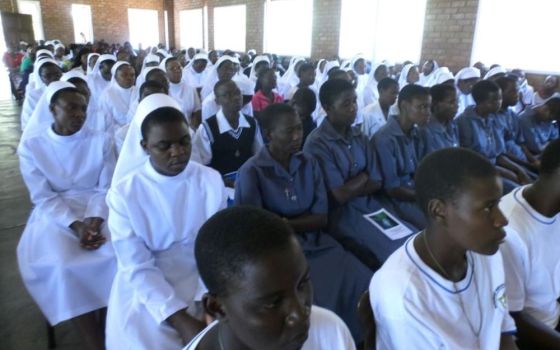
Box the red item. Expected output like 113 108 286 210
2 52 24 69
251 90 284 112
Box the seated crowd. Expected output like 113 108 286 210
9 38 560 349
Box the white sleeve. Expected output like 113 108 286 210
201 98 215 120
192 124 212 165
499 228 529 313
85 135 116 219
19 142 80 227
107 188 188 324
252 124 264 155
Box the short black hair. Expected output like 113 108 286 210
297 63 314 76
140 107 187 140
50 87 81 104
415 148 497 215
195 206 295 295
545 96 560 118
471 80 500 104
377 77 398 93
430 84 456 106
540 139 560 176
39 62 60 74
327 68 349 81
214 79 237 96
139 81 168 100
319 78 354 109
260 103 295 133
292 87 317 113
146 68 167 81
398 84 430 108
495 76 517 92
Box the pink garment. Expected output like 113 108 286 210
251 90 284 112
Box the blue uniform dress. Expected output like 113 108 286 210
518 108 559 155
303 118 416 267
235 147 373 342
495 108 527 161
457 105 518 193
421 117 459 154
372 116 427 229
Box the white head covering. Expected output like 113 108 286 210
53 43 65 54
142 53 161 71
321 60 340 83
20 81 76 145
315 59 326 78
200 55 240 100
186 53 209 69
28 58 58 88
483 66 507 80
350 55 367 74
249 55 271 81
36 49 54 59
398 64 416 90
136 66 165 92
86 53 100 75
455 67 481 84
419 60 439 85
88 54 117 97
61 69 87 83
156 48 170 58
280 57 306 87
112 93 181 184
427 67 455 86
159 56 174 71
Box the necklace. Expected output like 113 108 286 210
421 232 483 343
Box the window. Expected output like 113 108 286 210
472 0 560 74
213 5 246 52
71 4 93 43
339 0 427 63
179 8 204 49
127 8 159 50
17 0 44 41
263 0 313 56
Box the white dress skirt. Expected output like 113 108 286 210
17 127 117 325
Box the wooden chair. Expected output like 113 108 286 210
357 290 375 350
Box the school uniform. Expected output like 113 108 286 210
495 108 527 161
518 107 559 155
456 106 507 164
17 126 117 325
370 235 517 350
235 148 373 341
499 186 560 329
303 119 415 266
302 115 317 146
372 116 428 229
361 101 388 139
182 306 356 350
105 160 227 350
201 90 254 121
192 109 263 175
421 117 459 154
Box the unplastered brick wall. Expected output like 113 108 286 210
0 0 16 12
13 0 166 46
420 0 479 73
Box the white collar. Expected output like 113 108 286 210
216 109 250 134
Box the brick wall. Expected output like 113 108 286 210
420 0 479 73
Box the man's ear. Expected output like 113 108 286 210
427 198 447 225
203 293 226 321
140 139 149 154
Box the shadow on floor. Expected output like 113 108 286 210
0 99 84 349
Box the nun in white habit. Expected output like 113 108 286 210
105 93 227 350
86 53 100 76
87 54 117 100
397 63 420 90
362 62 389 106
183 53 210 89
21 58 63 130
200 55 240 100
160 57 201 126
350 54 369 94
98 61 137 130
248 55 270 82
17 81 117 343
455 66 481 116
418 59 439 86
483 65 507 80
277 56 305 98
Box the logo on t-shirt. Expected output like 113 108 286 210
493 284 508 310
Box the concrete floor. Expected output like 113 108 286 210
0 94 84 348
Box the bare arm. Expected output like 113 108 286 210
286 213 327 234
509 311 560 350
499 333 519 350
330 172 369 205
387 187 416 202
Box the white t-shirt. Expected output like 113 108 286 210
361 101 388 139
499 186 560 329
182 306 356 350
370 235 516 350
